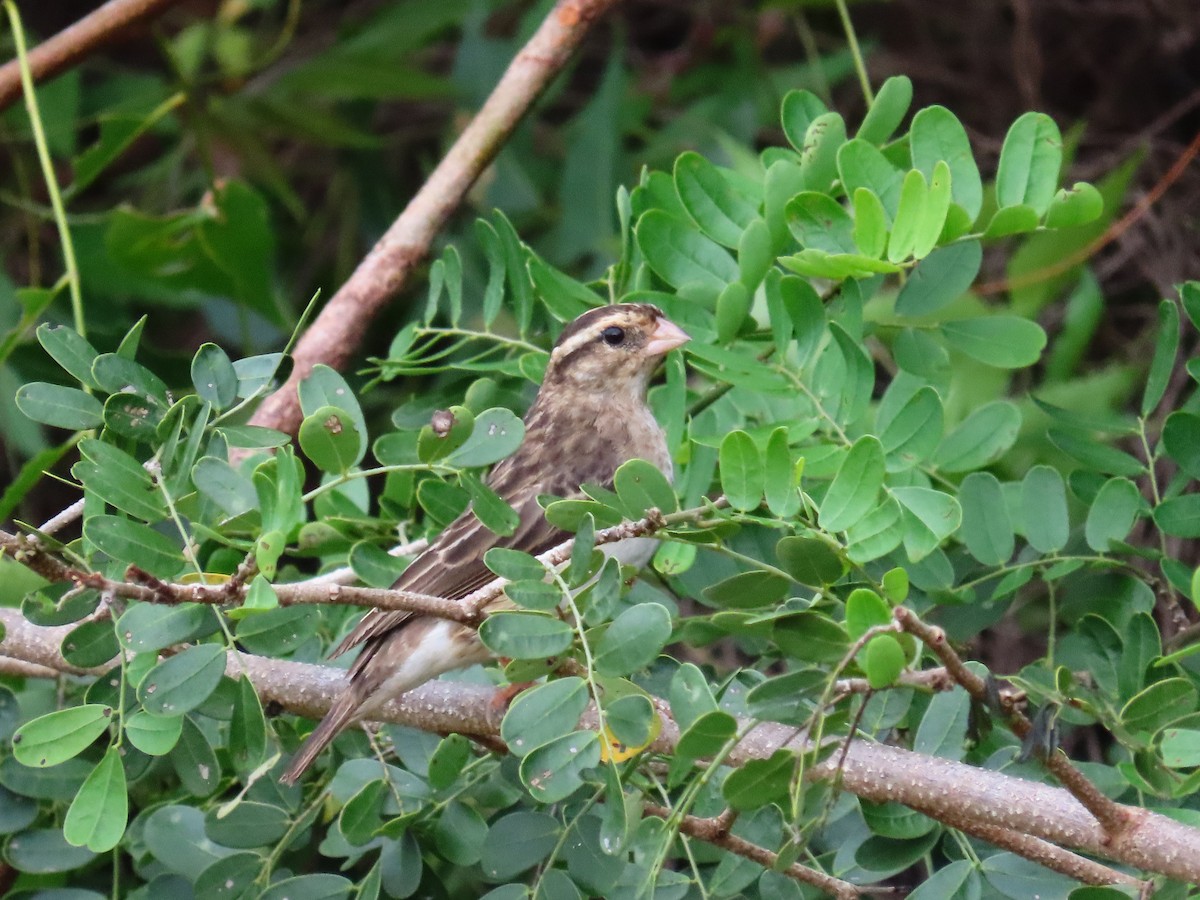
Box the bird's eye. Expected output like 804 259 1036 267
600 325 626 346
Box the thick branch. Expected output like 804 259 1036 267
248 0 624 437
0 0 187 112
1 606 1197 885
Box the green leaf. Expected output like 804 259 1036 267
983 204 1040 238
124 711 182 756
852 188 888 258
613 457 677 518
914 689 970 760
764 427 801 516
785 191 857 254
232 352 287 399
103 391 164 441
191 343 238 411
259 875 353 900
798 112 846 193
864 634 906 689
62 746 127 852
995 112 1062 214
427 733 471 790
675 710 738 762
1020 466 1069 553
37 323 100 388
913 161 953 259
15 382 103 429
939 317 1046 368
702 571 789 610
878 386 943 470
838 138 904 218
910 105 983 220
820 435 885 533
780 249 902 280
192 455 257 517
737 218 773 291
669 664 718 731
528 255 600 322
74 439 164 521
592 603 672 677
886 168 928 263
780 89 828 152
856 75 912 145
462 474 520 537
845 588 891 640
722 748 793 811
1161 728 1200 768
635 209 738 289
1045 182 1103 228
503 580 561 612
12 705 113 767
446 408 525 467
1084 478 1142 551
1142 298 1180 416
297 365 366 456
673 152 761 248
485 548 545 582
718 430 762 512
479 811 559 881
84 515 183 579
60 619 119 668
604 693 657 750
519 730 600 803
1163 411 1200 479
1047 430 1145 477
1121 678 1198 734
764 159 807 251
3 827 97 873
1154 495 1200 538
934 401 1021 472
894 240 982 317
958 472 1015 565
478 612 573 660
117 603 218 653
502 678 589 757
715 281 751 342
137 644 227 716
894 487 962 561
776 535 846 586
299 405 363 474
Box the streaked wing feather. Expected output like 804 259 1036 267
331 478 572 658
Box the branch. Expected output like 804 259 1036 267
0 502 714 624
0 0 187 113
0 606 1194 885
247 0 624 437
893 606 1133 838
642 803 863 899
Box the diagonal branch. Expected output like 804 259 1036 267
248 0 625 437
0 0 188 112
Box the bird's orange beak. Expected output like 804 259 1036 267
645 316 690 356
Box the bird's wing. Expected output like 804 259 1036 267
330 477 570 660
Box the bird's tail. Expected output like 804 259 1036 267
279 693 360 785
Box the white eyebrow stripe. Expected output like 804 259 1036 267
552 327 604 361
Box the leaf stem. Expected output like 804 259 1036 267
4 1 85 337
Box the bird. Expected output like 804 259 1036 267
279 303 690 784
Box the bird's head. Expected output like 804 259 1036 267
542 304 690 396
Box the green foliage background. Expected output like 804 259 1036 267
1 2 1199 898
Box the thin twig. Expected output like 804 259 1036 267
643 803 862 899
893 606 1134 839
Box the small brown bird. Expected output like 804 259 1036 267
280 304 690 784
